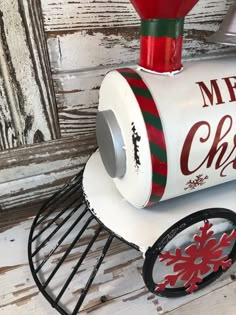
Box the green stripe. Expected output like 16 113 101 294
149 194 162 203
141 18 184 39
131 85 153 99
152 171 167 187
119 71 141 79
142 111 162 130
150 141 167 163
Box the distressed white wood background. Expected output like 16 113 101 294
0 0 60 150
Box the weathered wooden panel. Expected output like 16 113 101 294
0 134 96 210
0 74 18 150
22 0 61 138
43 0 235 73
0 11 24 150
53 69 107 137
47 28 139 72
42 0 137 31
47 27 236 73
42 0 231 31
0 0 60 151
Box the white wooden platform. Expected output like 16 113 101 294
0 201 236 315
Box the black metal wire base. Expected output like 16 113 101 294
28 171 134 315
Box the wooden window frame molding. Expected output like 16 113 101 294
0 0 96 210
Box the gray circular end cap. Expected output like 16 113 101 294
96 110 126 178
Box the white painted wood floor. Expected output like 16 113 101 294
0 202 236 315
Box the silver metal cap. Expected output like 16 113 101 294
96 110 126 178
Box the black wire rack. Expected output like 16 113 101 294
28 168 236 314
28 170 139 315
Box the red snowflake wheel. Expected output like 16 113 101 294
143 208 236 297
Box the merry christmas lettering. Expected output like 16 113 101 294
181 115 236 177
196 76 236 107
181 76 236 178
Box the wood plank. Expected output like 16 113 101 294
53 69 107 137
0 134 96 209
42 0 138 31
0 10 24 150
46 28 236 73
79 287 159 315
157 266 236 314
47 28 140 72
167 280 236 315
42 0 231 32
0 200 46 233
21 0 61 138
79 281 236 315
0 73 18 150
0 0 60 151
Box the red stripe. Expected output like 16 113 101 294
135 95 159 116
146 124 166 150
147 201 156 207
118 68 137 74
151 154 167 177
125 77 147 89
151 183 165 197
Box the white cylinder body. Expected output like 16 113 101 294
98 56 236 208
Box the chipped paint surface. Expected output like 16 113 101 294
0 134 96 209
0 0 59 151
42 0 231 32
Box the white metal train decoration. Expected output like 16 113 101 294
28 1 236 312
96 0 236 209
85 0 236 296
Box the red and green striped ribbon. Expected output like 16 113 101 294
140 18 184 73
117 68 168 206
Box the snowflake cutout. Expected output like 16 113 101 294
156 221 236 294
185 174 209 191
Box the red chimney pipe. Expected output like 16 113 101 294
130 0 200 73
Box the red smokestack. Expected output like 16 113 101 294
130 0 200 73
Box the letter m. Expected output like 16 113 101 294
196 79 225 107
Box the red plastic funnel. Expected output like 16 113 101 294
130 0 200 73
130 0 199 19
